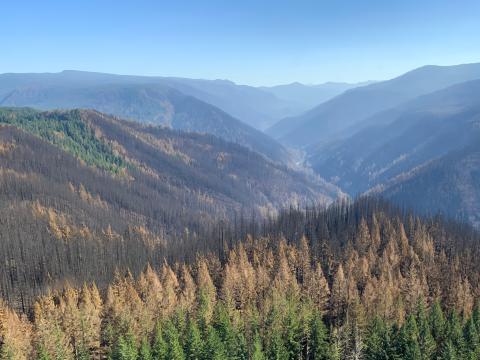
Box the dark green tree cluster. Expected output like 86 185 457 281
364 300 480 360
0 107 127 173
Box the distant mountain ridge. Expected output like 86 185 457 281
268 63 480 147
259 81 373 110
0 75 292 164
0 70 303 130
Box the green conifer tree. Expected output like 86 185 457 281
430 299 446 357
0 343 14 360
251 332 266 360
398 314 421 360
463 317 480 359
37 345 51 360
446 312 465 358
164 320 185 360
111 331 137 360
204 326 226 360
440 340 457 360
364 316 390 360
138 337 152 360
152 323 168 360
311 314 330 360
416 300 435 360
185 318 204 360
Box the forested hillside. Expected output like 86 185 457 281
374 142 480 228
0 82 291 164
309 80 480 195
0 107 339 309
1 198 480 359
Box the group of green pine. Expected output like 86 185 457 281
0 108 127 174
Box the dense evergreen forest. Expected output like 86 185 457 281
1 197 480 359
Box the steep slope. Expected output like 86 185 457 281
268 62 480 147
0 70 299 130
0 108 338 216
260 81 373 110
0 82 291 164
0 107 341 304
373 142 480 228
310 80 480 195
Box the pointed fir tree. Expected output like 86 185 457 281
463 316 480 359
416 299 435 360
164 320 185 360
138 337 152 360
430 299 446 357
310 314 330 360
364 316 390 360
36 345 51 360
111 331 138 360
397 314 421 360
185 317 204 360
445 311 465 358
152 323 168 360
440 340 457 360
204 325 227 360
251 332 266 360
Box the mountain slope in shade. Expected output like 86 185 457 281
0 82 291 164
261 81 373 110
372 142 480 228
0 70 300 130
0 107 340 222
268 62 480 146
309 80 480 196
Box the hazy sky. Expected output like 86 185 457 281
2 0 480 86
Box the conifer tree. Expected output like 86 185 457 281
111 331 137 360
364 317 390 360
311 314 330 360
445 311 465 358
397 314 421 360
151 323 168 360
265 307 288 360
440 340 457 360
430 299 446 357
463 316 479 360
204 325 226 360
138 337 152 360
163 320 185 360
36 345 51 360
185 318 203 360
416 300 435 360
251 332 266 360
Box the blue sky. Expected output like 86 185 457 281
2 0 480 85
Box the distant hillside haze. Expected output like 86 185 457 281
378 142 480 228
259 81 373 110
310 79 480 192
308 79 480 227
0 70 303 131
0 73 292 164
268 63 480 147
